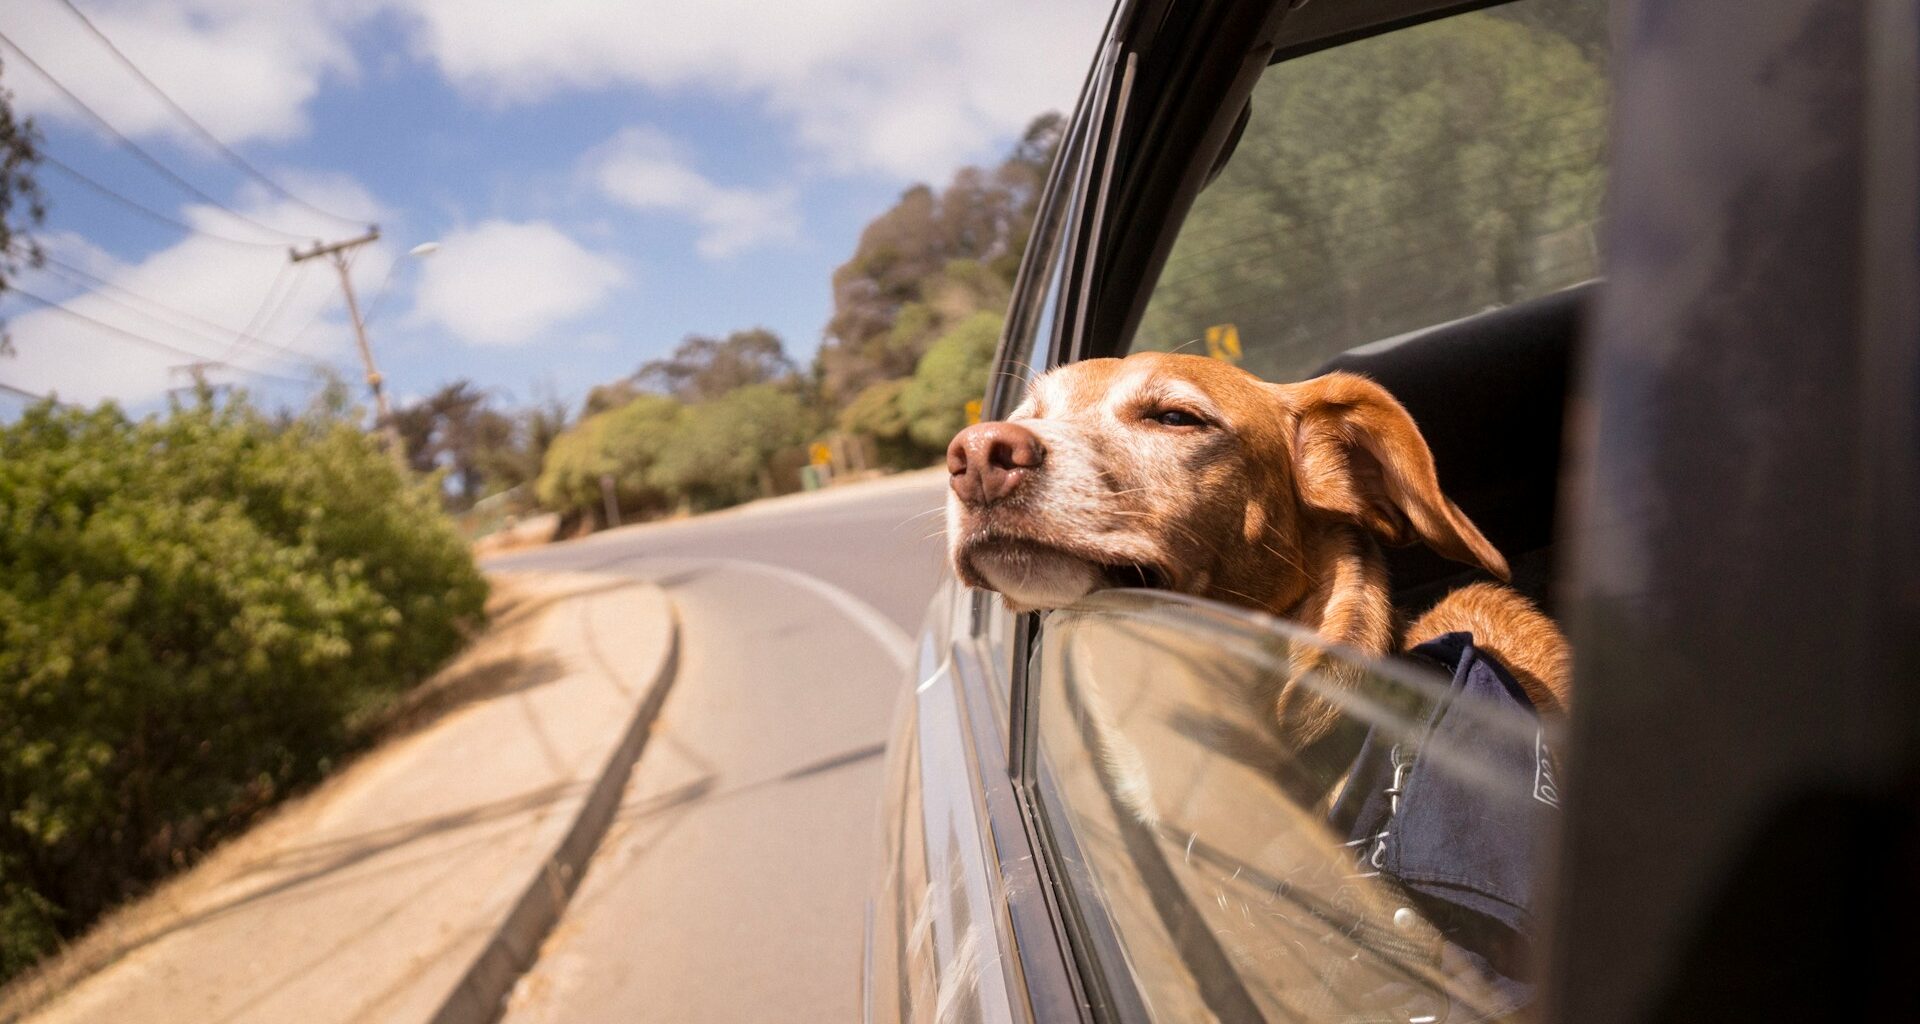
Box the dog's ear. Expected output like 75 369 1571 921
1277 372 1509 580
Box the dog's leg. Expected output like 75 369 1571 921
1271 526 1396 747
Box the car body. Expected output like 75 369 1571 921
865 0 1920 1021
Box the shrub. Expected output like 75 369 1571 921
837 378 934 470
900 311 1003 450
649 384 816 510
0 394 485 982
535 395 683 524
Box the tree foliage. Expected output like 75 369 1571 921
391 383 572 513
535 394 684 524
900 311 1004 451
836 378 920 468
632 327 799 403
648 384 816 510
816 114 1059 403
1 57 48 353
0 394 485 980
1136 13 1607 383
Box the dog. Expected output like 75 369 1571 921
945 351 1569 746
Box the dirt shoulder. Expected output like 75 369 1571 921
1 572 676 1024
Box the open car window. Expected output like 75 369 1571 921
1017 4 1610 1020
1032 592 1564 1022
1129 4 1609 377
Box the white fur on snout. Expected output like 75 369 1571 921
970 544 1101 610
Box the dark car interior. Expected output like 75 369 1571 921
1317 282 1589 619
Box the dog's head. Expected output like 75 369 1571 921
945 352 1507 614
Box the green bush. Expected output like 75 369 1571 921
900 311 1003 450
836 378 931 470
535 395 683 524
649 384 816 510
0 394 486 982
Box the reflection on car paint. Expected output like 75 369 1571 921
1032 592 1562 1022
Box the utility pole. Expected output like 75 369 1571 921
291 227 406 462
166 361 228 400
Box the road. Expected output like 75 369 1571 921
482 470 950 1023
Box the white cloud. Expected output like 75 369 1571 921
393 0 1109 180
5 0 1108 181
408 220 624 347
4 0 356 145
587 128 798 259
0 179 387 408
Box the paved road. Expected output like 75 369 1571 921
483 470 950 1023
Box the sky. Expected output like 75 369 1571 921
0 0 1109 416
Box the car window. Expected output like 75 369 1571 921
1031 592 1564 1021
987 87 1097 421
1129 4 1609 380
1019 5 1607 1019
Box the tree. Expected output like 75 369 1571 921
900 312 1004 451
535 394 682 525
631 327 799 403
388 380 505 508
836 378 924 470
1134 13 1607 383
0 393 483 980
649 384 815 510
473 394 571 499
0 58 48 354
815 114 1061 404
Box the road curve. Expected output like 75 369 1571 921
485 471 950 1023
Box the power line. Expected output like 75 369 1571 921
38 153 287 250
21 247 338 372
0 379 71 405
0 28 310 243
49 0 366 231
213 260 297 364
28 255 309 370
7 286 311 384
228 264 325 364
33 250 281 341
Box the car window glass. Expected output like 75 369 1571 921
989 122 1089 421
1130 5 1609 380
1031 592 1565 1022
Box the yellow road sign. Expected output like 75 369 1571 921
1204 323 1242 363
964 398 982 425
809 442 833 466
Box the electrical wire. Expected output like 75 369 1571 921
6 286 312 383
32 250 284 343
49 0 367 231
0 28 311 242
39 152 288 250
0 379 70 405
213 261 299 365
28 256 310 371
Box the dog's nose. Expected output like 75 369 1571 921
948 422 1045 505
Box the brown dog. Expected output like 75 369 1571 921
946 351 1568 745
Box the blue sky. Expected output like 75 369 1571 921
0 0 1107 414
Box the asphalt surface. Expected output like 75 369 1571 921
483 470 951 1023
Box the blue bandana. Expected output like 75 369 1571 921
1325 631 1562 1020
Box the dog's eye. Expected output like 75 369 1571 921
1150 409 1207 428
